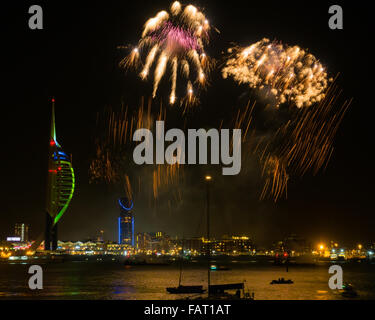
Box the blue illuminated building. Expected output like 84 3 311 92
118 198 134 246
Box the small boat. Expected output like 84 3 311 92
270 278 294 285
341 283 358 298
208 283 254 300
167 285 205 294
210 264 230 271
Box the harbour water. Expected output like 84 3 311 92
1 260 374 300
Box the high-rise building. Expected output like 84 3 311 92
14 223 29 242
136 232 152 251
45 99 75 251
118 198 134 246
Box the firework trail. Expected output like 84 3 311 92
222 38 331 108
267 81 351 173
260 156 289 202
120 1 213 107
228 79 351 202
89 98 184 203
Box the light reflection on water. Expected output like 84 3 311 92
0 261 374 300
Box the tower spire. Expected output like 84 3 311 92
51 98 56 142
44 96 75 251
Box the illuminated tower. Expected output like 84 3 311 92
45 98 75 251
118 198 134 246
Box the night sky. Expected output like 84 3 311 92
2 1 373 246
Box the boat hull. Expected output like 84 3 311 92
167 285 205 294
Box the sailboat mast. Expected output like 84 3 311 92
205 176 212 296
178 239 183 286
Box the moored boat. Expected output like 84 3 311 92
340 283 358 298
270 278 294 285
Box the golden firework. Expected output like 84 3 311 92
223 38 331 108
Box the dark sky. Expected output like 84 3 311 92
1 1 373 246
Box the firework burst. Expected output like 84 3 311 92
121 1 213 107
222 38 331 108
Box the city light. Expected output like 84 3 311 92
205 175 212 181
0 252 11 259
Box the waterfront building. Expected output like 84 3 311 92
56 240 132 256
283 234 311 256
106 242 133 255
202 236 254 255
136 232 172 254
